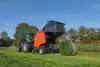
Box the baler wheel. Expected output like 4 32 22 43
39 46 47 54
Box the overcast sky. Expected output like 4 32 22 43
0 0 100 38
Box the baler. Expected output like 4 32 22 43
16 20 65 54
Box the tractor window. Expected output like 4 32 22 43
29 33 34 37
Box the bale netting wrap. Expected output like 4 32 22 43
71 42 78 55
59 42 78 56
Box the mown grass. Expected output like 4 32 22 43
1 46 100 67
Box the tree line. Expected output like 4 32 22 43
0 22 100 47
65 26 100 45
0 31 13 47
0 22 39 47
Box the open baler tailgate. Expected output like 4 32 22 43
42 20 65 44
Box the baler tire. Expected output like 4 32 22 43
39 46 47 54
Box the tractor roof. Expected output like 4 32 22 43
47 20 65 25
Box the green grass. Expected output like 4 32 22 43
1 46 100 67
78 44 100 52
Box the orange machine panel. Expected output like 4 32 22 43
34 31 46 48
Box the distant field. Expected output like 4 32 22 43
78 44 100 52
0 47 8 49
0 46 100 67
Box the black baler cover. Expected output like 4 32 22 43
42 20 65 33
42 20 65 44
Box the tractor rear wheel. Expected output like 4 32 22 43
39 46 47 54
22 43 31 52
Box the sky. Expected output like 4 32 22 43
0 0 100 38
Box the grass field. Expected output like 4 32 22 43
0 46 100 67
78 44 100 52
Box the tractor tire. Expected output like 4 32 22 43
39 46 47 54
22 43 31 52
16 45 21 52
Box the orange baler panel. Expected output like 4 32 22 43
34 31 46 48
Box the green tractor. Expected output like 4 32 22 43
16 33 35 52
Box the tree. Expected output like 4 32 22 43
78 27 100 45
0 31 12 47
87 28 99 45
13 22 39 46
0 38 7 47
78 26 87 40
97 29 100 40
1 31 8 38
67 28 78 40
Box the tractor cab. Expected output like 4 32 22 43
25 33 35 43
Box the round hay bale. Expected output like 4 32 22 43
60 42 78 56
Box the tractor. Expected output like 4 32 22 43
16 20 65 54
